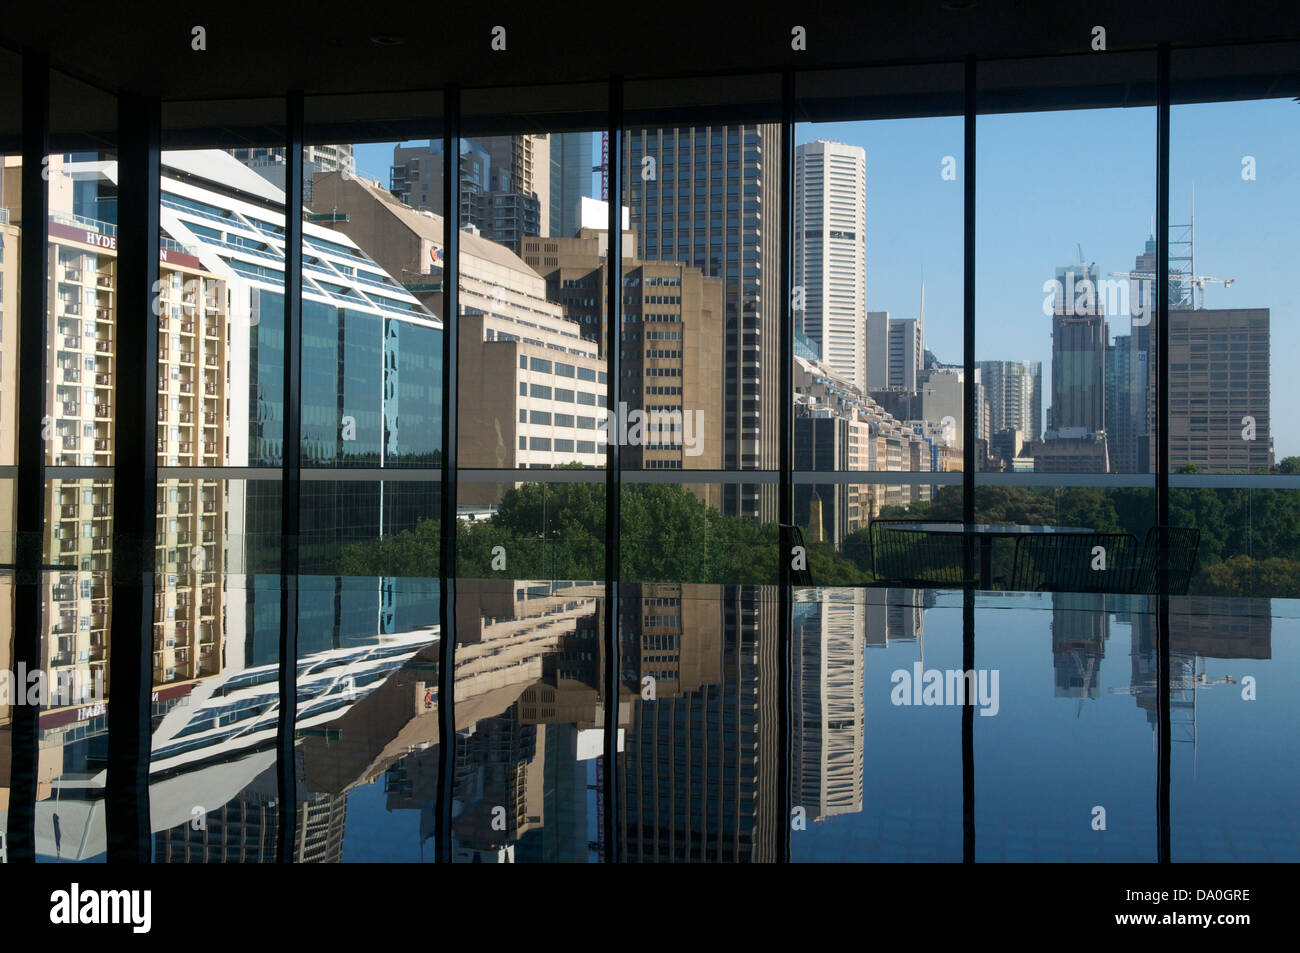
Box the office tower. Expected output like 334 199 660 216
1105 337 1139 472
522 215 725 476
866 310 924 393
794 140 867 391
978 360 1042 444
1048 262 1107 433
624 125 782 521
791 597 865 822
1167 308 1271 472
550 132 594 239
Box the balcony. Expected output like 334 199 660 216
62 402 80 416
95 373 112 387
178 381 193 394
61 435 79 450
96 404 110 418
95 340 112 353
95 275 112 289
94 438 109 451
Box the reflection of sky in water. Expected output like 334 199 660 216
793 602 1300 862
343 778 427 863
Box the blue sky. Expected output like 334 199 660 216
357 98 1297 459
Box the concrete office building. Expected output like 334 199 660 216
1166 308 1272 473
309 172 610 498
795 140 867 391
521 206 725 475
866 310 924 394
624 125 783 521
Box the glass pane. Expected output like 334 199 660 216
1168 89 1297 474
977 57 1156 476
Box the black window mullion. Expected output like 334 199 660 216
777 69 795 864
276 89 304 863
5 48 51 865
436 83 459 865
603 77 623 863
105 91 160 863
1155 42 1172 864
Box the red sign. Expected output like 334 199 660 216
49 220 204 271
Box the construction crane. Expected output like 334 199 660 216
1107 270 1235 310
1107 671 1237 695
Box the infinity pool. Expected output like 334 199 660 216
8 580 1296 862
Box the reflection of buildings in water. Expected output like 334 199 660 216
451 581 608 862
618 584 781 863
153 763 348 863
1114 597 1271 753
863 588 928 648
13 576 435 860
1051 592 1110 704
792 595 865 823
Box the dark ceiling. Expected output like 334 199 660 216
4 0 1299 102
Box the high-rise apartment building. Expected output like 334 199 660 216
624 125 782 520
229 145 354 204
979 360 1043 445
391 136 547 250
795 140 867 391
